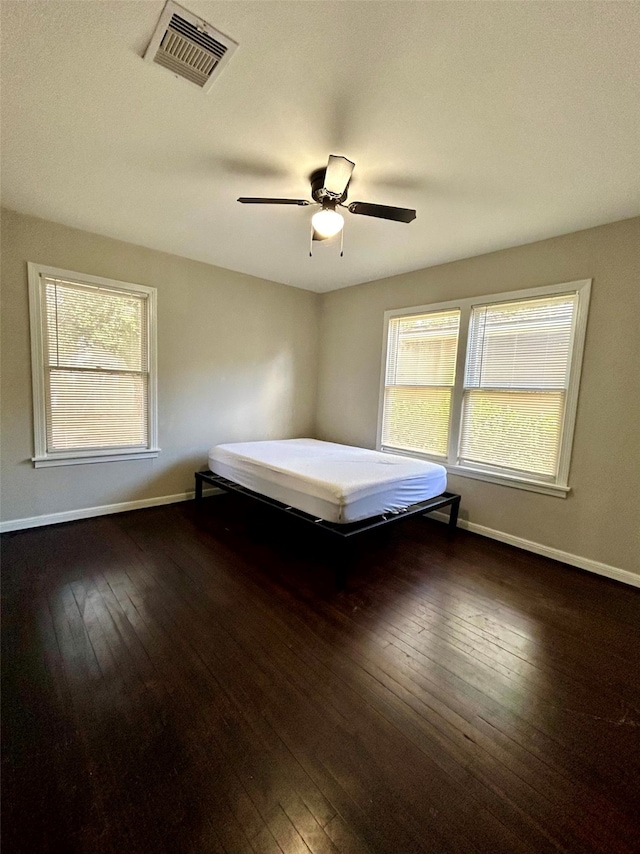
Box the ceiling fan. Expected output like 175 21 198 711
238 155 416 256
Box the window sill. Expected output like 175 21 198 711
445 465 570 498
379 446 570 497
32 449 161 468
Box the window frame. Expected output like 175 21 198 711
377 279 591 497
28 262 159 468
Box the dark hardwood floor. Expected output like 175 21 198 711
2 495 640 854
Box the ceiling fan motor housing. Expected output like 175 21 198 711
310 168 349 204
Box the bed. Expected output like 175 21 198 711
195 438 460 537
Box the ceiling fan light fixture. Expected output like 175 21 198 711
311 207 344 238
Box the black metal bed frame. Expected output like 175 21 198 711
194 469 461 539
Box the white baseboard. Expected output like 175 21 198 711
2 493 637 589
0 487 221 533
430 511 640 589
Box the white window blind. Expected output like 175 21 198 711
378 280 590 496
460 294 578 478
42 278 149 451
28 265 158 467
381 309 460 457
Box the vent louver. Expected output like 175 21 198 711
144 1 238 93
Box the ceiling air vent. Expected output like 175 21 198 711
144 1 238 93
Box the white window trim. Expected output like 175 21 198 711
377 279 592 498
28 263 160 468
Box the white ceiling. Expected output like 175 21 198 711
2 1 639 293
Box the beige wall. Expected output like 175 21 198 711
3 209 639 578
316 217 640 576
1 209 319 523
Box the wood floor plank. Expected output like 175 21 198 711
115 511 473 853
127 504 636 852
2 500 640 854
280 793 339 854
164 512 636 852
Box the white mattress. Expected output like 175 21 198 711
208 439 447 524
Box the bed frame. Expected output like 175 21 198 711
195 469 460 538
195 469 460 587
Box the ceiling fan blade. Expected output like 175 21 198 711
237 197 311 205
347 201 416 223
323 155 355 197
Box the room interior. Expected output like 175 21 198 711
2 2 639 853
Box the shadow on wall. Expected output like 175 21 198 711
191 348 304 449
7 347 308 520
257 349 298 437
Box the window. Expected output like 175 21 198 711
382 309 460 457
378 280 591 496
28 263 158 467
